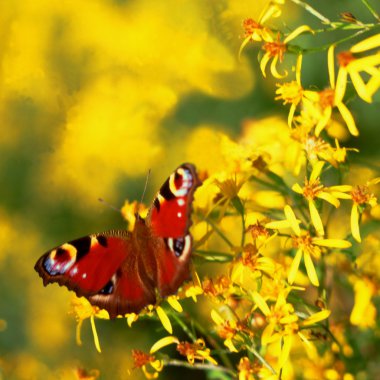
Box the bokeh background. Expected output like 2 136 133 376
0 1 379 379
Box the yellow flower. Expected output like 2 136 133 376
176 338 218 365
231 243 276 284
289 232 351 287
237 357 257 380
336 34 380 104
239 1 285 58
275 55 318 127
349 178 379 242
131 349 163 379
292 161 352 236
69 297 109 353
314 45 359 136
260 26 313 78
149 335 217 365
268 206 351 286
252 291 298 368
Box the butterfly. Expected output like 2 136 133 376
35 163 201 318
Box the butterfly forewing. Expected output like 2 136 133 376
147 163 201 297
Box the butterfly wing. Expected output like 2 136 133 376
35 231 157 318
146 163 201 297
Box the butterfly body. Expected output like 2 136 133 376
35 163 201 318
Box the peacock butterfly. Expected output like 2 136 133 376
35 163 201 318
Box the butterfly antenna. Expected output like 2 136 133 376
98 198 121 213
139 169 151 207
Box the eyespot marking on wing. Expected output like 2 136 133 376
165 235 191 258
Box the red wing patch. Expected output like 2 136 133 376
35 233 128 296
148 163 201 238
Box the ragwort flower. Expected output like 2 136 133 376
252 290 331 369
349 177 380 242
260 26 313 78
70 296 109 353
314 45 360 136
292 161 352 236
132 349 163 379
268 206 351 286
336 34 380 104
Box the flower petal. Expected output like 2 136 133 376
288 248 303 284
335 68 347 103
292 183 304 194
90 315 102 353
270 55 287 79
351 204 361 242
252 291 270 316
211 309 225 326
150 336 179 353
284 25 313 43
313 239 351 248
302 309 331 326
336 101 359 136
304 251 319 286
167 296 183 313
278 335 293 369
351 33 380 53
285 205 301 236
310 161 324 182
317 191 340 208
309 200 324 236
260 52 271 78
350 70 372 103
328 45 336 89
156 306 173 334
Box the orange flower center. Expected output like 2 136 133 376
218 321 238 340
243 18 263 37
303 177 324 199
238 357 257 375
319 88 335 109
351 185 373 205
292 233 313 250
247 222 270 239
337 51 355 67
263 34 286 61
132 350 155 368
177 340 205 361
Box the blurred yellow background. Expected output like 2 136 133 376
0 0 379 379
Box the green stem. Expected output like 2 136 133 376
165 360 235 377
202 216 235 249
247 345 277 375
360 0 380 21
250 176 287 194
289 0 332 25
194 249 234 263
170 312 197 342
